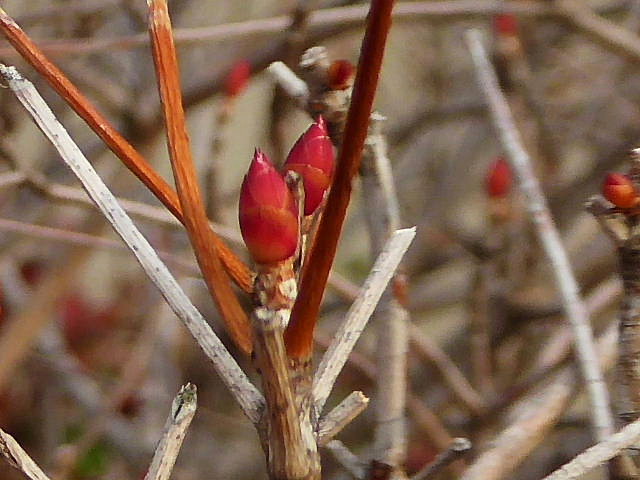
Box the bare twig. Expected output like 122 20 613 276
466 29 615 442
325 440 366 480
0 428 51 480
313 227 416 414
285 0 397 359
411 438 472 480
557 0 640 64
459 322 618 480
0 217 200 276
144 384 198 480
317 391 370 446
0 64 264 423
1 1 630 57
267 61 310 107
146 0 252 354
542 417 640 480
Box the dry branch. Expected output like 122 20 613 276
313 227 416 414
0 64 264 423
542 416 640 480
144 383 198 480
0 428 51 480
466 29 615 442
285 0 396 360
146 0 252 354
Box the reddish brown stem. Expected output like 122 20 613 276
0 7 254 295
146 0 252 355
285 0 396 359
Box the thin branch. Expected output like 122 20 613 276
267 61 310 107
466 29 615 442
460 323 618 480
411 438 472 480
0 217 200 276
312 227 416 415
1 1 631 57
0 428 52 480
146 0 252 354
557 0 640 64
0 64 264 423
542 417 640 480
317 391 370 446
144 384 197 480
0 6 254 294
285 0 397 360
325 440 366 480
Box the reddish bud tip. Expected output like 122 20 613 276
494 13 519 37
284 117 335 215
239 150 299 264
327 60 355 90
603 173 640 209
225 59 251 98
486 157 513 198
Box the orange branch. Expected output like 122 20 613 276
0 7 254 294
284 0 396 359
146 0 252 354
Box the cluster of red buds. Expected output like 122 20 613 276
602 173 640 209
485 156 513 198
239 117 335 265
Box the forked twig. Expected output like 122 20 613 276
144 384 198 480
465 29 615 442
145 0 252 354
0 64 264 423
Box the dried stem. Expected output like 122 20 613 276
542 416 640 480
285 0 396 360
317 391 370 446
466 29 615 442
0 6 254 294
0 64 264 423
2 2 630 57
146 0 252 354
460 323 618 480
0 428 52 480
325 440 366 480
557 0 640 64
313 228 416 415
144 384 197 480
411 438 472 480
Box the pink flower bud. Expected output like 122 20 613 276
603 173 640 209
283 117 335 216
225 59 251 98
327 60 355 90
486 157 513 198
239 150 299 264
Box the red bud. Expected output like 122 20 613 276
284 117 335 216
494 13 519 37
486 157 513 198
327 60 355 90
239 150 299 264
225 59 251 98
603 173 640 209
